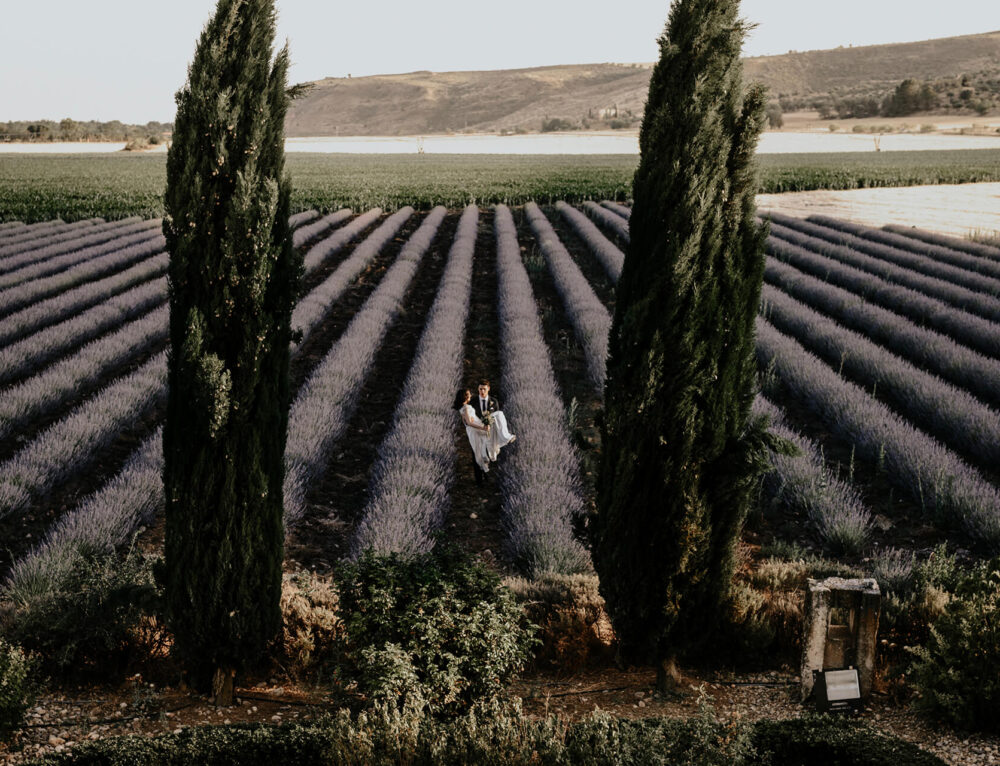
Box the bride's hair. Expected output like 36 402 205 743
453 388 471 410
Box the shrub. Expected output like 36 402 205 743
751 715 945 765
3 546 164 677
506 574 613 671
909 561 1000 732
278 571 339 679
0 639 37 741
333 547 536 715
540 118 575 133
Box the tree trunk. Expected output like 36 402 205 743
211 667 235 707
655 656 683 694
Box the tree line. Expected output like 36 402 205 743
0 119 172 143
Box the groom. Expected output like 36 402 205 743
472 379 500 486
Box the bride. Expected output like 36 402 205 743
454 387 516 475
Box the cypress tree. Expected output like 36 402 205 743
162 0 299 702
591 0 770 690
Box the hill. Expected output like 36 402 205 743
286 31 1000 136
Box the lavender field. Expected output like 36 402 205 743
3 203 1000 605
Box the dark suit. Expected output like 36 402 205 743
472 394 500 485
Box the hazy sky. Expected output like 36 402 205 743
3 1 1000 123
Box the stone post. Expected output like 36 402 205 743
800 577 881 701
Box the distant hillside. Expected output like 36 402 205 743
286 31 1000 136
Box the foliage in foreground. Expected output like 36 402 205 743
3 149 1000 222
333 548 535 715
2 547 163 678
908 559 1000 733
0 639 37 741
24 701 944 766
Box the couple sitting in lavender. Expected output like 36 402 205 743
454 379 516 485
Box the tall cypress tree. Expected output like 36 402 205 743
162 0 299 702
591 0 769 690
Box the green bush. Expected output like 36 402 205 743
909 561 1000 732
0 639 37 741
751 715 945 765
3 547 164 677
333 548 536 715
26 705 945 765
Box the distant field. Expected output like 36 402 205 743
3 150 1000 222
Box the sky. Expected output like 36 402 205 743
2 1 1000 124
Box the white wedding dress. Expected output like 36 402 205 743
460 404 515 472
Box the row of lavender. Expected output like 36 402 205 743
583 201 1000 552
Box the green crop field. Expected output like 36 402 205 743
2 148 1000 222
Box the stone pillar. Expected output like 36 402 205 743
800 577 881 701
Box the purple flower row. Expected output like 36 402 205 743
599 200 631 220
292 207 413 344
0 222 26 233
0 277 166 387
283 207 447 526
753 395 872 554
292 208 352 250
555 201 624 283
494 204 591 577
769 219 1000 326
525 203 611 388
808 214 1000 283
350 205 479 558
761 282 1000 467
0 252 168 348
0 218 148 279
0 219 96 258
582 201 629 244
2 210 414 598
0 304 168 441
0 350 167 518
288 209 320 230
1 232 165 318
883 224 1000 263
765 234 1000 360
6 429 163 605
301 208 383 275
757 317 1000 551
764 257 1000 409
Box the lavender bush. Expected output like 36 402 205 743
6 429 163 605
283 207 446 525
301 208 383 275
288 209 320 230
769 220 1000 324
0 253 168 346
1 234 165 317
761 283 1000 466
807 214 1000 283
756 318 1000 550
292 208 352 250
766 235 1000 360
350 205 479 558
524 203 610 388
292 207 413 344
599 200 631 219
0 304 168 441
764 258 1000 409
0 277 166 386
0 220 92 257
0 351 167 518
494 204 591 577
555 200 624 283
753 395 872 555
582 201 629 244
0 218 149 279
0 222 25 233
883 224 1000 262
